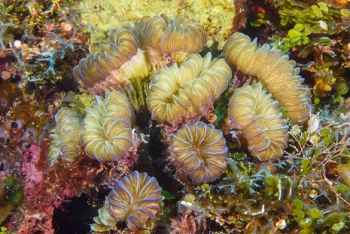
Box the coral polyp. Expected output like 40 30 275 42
73 25 138 90
72 25 152 110
169 122 228 183
82 91 135 162
140 14 206 62
48 107 83 165
147 53 231 126
224 32 313 125
227 83 289 161
97 171 163 228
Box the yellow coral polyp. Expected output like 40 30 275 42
48 107 83 165
82 91 135 162
140 14 206 55
227 83 289 161
147 53 231 125
73 25 152 96
98 171 163 228
170 122 228 183
224 32 313 126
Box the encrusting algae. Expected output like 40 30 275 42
78 0 237 48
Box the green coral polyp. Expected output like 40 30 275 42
1 176 24 206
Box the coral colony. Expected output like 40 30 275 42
1 1 350 233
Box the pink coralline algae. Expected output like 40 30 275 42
18 144 56 233
22 145 43 185
15 144 76 234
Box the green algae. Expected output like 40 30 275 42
251 0 350 103
1 175 24 206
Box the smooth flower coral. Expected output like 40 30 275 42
169 122 228 183
227 83 288 161
147 53 231 126
224 32 312 126
82 91 135 162
48 107 83 165
73 25 152 107
72 14 208 110
98 171 163 228
140 14 206 55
